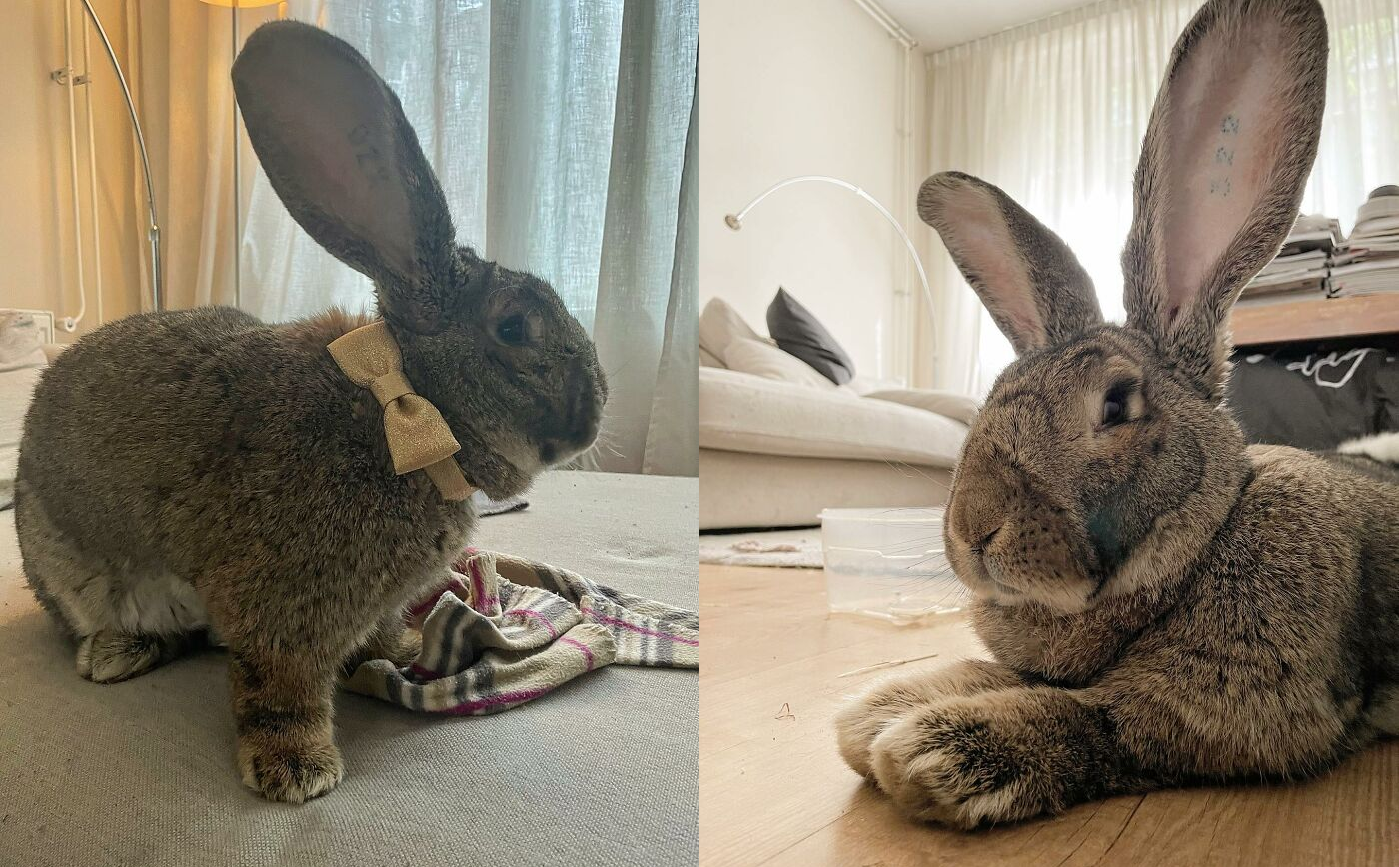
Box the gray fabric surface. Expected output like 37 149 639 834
0 470 698 867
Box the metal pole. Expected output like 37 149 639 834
724 175 936 366
232 2 242 310
76 0 161 312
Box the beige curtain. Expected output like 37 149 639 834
116 1 697 477
920 0 1399 397
123 1 287 311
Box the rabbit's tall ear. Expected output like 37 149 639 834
232 21 458 332
1122 0 1327 396
919 171 1102 356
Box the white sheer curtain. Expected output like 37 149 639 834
920 0 1399 396
237 0 698 475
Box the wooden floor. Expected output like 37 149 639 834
699 564 1399 867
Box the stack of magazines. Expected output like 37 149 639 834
1238 213 1342 305
1330 185 1399 298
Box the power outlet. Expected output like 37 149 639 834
1 308 56 343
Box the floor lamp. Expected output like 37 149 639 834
723 175 937 375
67 0 162 314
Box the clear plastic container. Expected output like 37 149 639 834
819 507 966 625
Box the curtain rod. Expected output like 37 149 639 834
926 0 1136 62
850 0 919 49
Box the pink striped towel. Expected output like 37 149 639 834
344 549 697 714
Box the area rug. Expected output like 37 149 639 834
698 529 823 568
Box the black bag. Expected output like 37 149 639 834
1227 339 1399 450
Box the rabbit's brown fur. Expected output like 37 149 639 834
837 0 1399 828
16 22 604 803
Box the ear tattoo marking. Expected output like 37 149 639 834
1209 114 1240 197
348 123 391 185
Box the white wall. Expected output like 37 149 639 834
700 0 912 381
0 0 142 342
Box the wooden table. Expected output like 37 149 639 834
699 564 1399 867
1231 294 1399 346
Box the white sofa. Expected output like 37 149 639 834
0 328 62 510
698 300 975 529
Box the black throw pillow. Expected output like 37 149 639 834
765 288 855 385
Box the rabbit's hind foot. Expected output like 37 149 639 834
76 628 205 684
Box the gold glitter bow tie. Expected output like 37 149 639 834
328 320 475 502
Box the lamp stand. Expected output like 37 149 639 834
724 175 936 378
75 0 162 312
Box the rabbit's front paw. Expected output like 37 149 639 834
836 660 1024 779
868 699 1040 829
378 626 423 667
341 624 424 678
836 676 941 778
239 740 344 803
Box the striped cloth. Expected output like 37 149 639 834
345 548 698 714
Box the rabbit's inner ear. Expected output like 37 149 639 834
1159 22 1293 322
233 22 453 291
929 183 1046 353
919 172 1100 356
1122 0 1327 393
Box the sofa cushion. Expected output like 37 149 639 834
0 311 47 372
0 365 43 509
847 373 905 396
765 288 854 384
723 335 833 390
699 450 953 529
700 367 966 467
867 388 980 427
698 297 759 361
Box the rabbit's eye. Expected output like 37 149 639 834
1100 382 1134 426
496 314 528 346
1101 397 1125 425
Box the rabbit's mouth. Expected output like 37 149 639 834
948 527 1103 613
981 566 1023 599
491 422 601 483
536 404 603 467
533 358 606 467
957 550 1021 599
537 431 599 469
947 537 1021 603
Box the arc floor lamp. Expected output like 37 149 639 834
65 0 161 314
64 0 282 317
723 175 936 373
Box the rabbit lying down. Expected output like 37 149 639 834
836 0 1399 829
15 21 605 802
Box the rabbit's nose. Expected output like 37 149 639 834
968 525 1002 555
565 362 603 442
949 463 1014 551
952 502 1006 555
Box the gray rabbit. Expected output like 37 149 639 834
837 0 1399 828
16 21 605 802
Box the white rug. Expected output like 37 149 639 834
698 529 823 568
